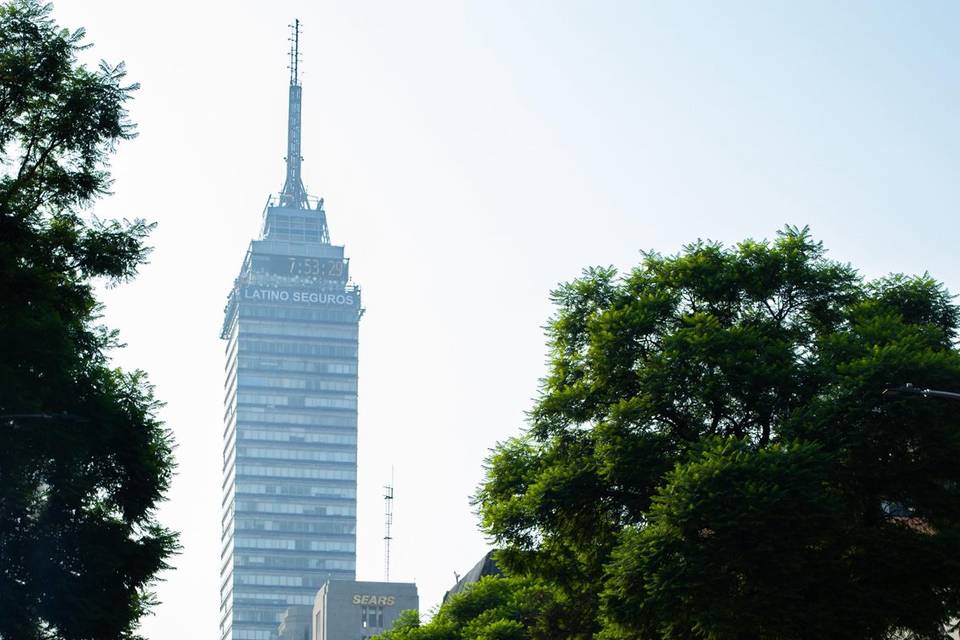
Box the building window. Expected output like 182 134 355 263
361 603 386 628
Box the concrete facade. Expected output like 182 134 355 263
313 580 418 640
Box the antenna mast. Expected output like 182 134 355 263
280 19 312 212
288 19 300 86
384 479 394 581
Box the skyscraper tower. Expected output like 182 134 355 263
219 21 360 640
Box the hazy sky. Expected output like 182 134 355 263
49 1 960 637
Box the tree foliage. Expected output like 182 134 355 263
375 577 561 640
0 2 177 638
475 227 960 639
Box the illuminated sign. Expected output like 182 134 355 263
241 286 357 307
251 254 348 281
352 595 396 606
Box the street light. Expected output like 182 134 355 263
882 383 960 401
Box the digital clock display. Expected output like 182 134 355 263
250 254 349 280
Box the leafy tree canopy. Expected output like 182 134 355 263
0 1 177 638
475 227 960 640
375 576 561 640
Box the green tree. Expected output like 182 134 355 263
0 2 177 638
375 576 561 640
475 228 960 640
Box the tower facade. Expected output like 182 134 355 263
219 22 360 640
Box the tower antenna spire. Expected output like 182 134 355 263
279 18 318 217
289 18 300 87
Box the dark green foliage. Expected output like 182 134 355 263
475 227 960 639
0 2 177 638
604 438 852 639
374 577 561 640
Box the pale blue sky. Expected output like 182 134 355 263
51 1 960 637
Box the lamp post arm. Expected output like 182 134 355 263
882 385 960 401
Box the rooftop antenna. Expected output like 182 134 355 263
279 17 327 233
384 470 394 581
288 19 300 87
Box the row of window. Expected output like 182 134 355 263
305 395 357 409
239 356 356 376
232 591 316 606
236 500 356 516
240 339 357 359
237 409 356 428
236 518 355 535
239 447 355 464
243 272 346 288
239 374 357 393
265 214 322 234
236 482 356 499
239 303 358 325
231 609 282 624
236 554 355 572
237 465 356 481
240 320 358 340
237 393 357 410
235 536 355 552
235 574 311 587
239 429 356 446
262 230 322 244
229 629 272 640
235 586 324 607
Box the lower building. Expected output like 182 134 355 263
313 580 418 640
443 550 501 603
